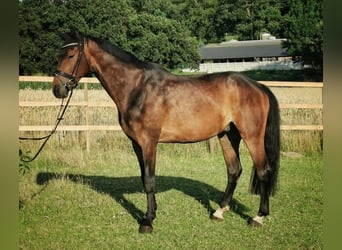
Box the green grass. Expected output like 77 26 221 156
242 69 323 82
174 69 322 82
19 142 322 249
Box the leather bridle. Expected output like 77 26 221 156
54 41 84 91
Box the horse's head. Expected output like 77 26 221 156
52 29 89 98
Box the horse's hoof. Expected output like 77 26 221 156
211 214 224 221
250 220 263 227
211 205 229 221
250 215 263 227
138 224 153 234
138 218 153 233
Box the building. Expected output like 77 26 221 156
196 37 301 73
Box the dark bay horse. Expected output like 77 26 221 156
52 29 280 233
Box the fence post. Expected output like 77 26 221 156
84 82 90 153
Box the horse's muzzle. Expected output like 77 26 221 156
52 81 69 99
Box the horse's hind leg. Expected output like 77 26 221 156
212 125 242 220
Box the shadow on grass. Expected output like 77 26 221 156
36 172 252 225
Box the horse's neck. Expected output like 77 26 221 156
86 46 143 113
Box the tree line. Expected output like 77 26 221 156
19 0 322 75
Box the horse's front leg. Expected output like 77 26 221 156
132 140 158 233
139 172 157 233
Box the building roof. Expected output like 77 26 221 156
200 39 288 60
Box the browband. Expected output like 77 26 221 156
61 42 80 48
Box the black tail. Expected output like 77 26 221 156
250 84 280 196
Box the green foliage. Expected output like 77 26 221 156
216 0 284 41
128 13 200 68
19 0 200 74
19 0 323 74
19 149 31 175
283 0 323 69
241 69 323 82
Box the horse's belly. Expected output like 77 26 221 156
159 114 229 143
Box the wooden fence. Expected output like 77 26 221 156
19 76 323 152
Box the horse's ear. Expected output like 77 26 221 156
69 27 83 41
57 27 76 41
58 31 68 41
69 27 78 38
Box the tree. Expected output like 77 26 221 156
19 0 200 74
19 0 69 75
19 0 323 74
213 0 284 41
129 0 201 68
283 0 323 69
128 13 200 69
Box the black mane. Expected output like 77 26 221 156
87 35 162 71
60 29 166 71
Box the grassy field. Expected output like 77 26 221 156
19 141 322 249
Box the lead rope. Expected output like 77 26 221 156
19 89 74 162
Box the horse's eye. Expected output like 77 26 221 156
68 54 75 59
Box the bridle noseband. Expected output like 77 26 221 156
54 42 84 91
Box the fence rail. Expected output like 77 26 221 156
18 75 324 87
19 76 323 151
